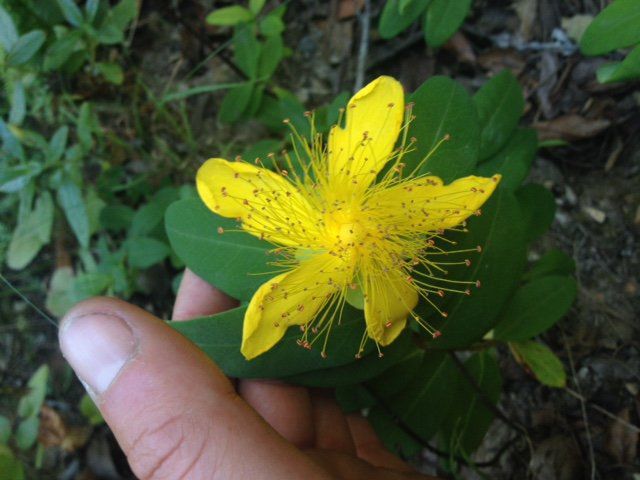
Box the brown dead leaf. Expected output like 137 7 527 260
605 408 638 464
38 405 90 452
443 31 476 64
534 114 611 141
338 0 364 20
478 48 526 76
514 0 538 41
604 136 624 171
561 14 593 43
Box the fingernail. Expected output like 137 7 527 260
60 313 138 397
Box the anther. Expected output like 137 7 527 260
465 259 471 267
444 133 451 141
385 321 392 328
217 226 224 234
475 280 482 288
437 290 445 297
283 118 290 124
432 330 442 339
474 209 482 216
441 312 448 318
321 351 328 359
476 245 482 253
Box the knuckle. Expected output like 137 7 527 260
127 413 211 480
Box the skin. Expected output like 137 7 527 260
59 269 439 480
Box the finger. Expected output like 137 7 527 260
347 414 416 474
60 297 330 480
311 391 356 454
238 379 315 448
172 269 238 321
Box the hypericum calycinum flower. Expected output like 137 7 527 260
197 76 500 360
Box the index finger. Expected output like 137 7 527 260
172 269 238 321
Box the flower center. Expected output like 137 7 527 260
324 209 367 259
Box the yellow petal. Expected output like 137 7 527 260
196 158 321 246
328 76 404 193
365 174 501 234
363 269 417 346
241 253 352 360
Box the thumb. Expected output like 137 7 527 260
59 297 329 480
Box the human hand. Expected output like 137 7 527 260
59 269 437 479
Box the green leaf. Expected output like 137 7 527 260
77 102 94 150
57 179 90 248
405 76 480 183
368 407 422 457
7 192 54 270
15 417 38 450
493 275 577 341
206 6 254 26
48 126 69 164
378 0 431 39
580 0 640 55
440 351 502 454
100 204 134 232
511 340 566 387
7 30 46 66
0 6 18 51
0 416 10 444
523 249 575 282
234 27 261 78
96 61 124 84
95 23 124 44
372 351 459 441
259 14 284 36
0 163 42 193
57 0 84 26
516 183 555 243
85 0 100 23
249 0 266 15
284 332 417 387
79 394 104 425
44 31 81 71
0 444 25 480
258 35 283 79
166 197 272 300
171 305 372 378
9 81 26 125
477 128 537 190
129 197 174 237
596 44 640 83
219 83 255 123
126 237 170 269
17 365 49 418
45 266 76 317
474 70 525 160
424 0 472 47
425 189 528 348
107 0 138 32
72 271 112 298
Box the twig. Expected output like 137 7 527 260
562 330 597 480
354 0 371 92
447 352 531 442
362 384 519 469
564 387 640 434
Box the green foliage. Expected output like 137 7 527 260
379 0 473 47
580 0 640 83
206 3 288 124
405 76 479 183
510 340 566 387
166 72 578 462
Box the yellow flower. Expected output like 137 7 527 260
197 76 500 360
